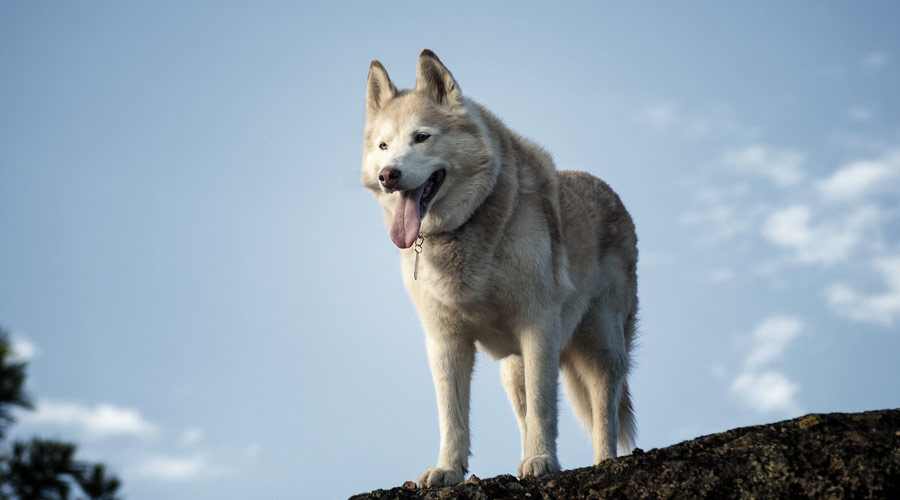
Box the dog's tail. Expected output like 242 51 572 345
617 381 637 453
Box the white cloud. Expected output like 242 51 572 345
10 336 38 362
178 428 204 447
709 267 735 284
744 316 804 369
818 149 900 202
723 145 805 187
827 256 900 326
680 203 748 242
761 205 813 249
633 102 677 133
847 106 873 122
862 51 888 72
730 370 801 415
679 183 759 245
134 451 235 482
633 100 761 141
761 204 881 265
24 400 157 439
135 454 215 482
730 315 804 415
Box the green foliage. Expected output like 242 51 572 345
0 329 32 439
4 438 79 500
0 328 123 500
76 464 122 500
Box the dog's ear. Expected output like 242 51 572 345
366 60 397 122
415 49 463 109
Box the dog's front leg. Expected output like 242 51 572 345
418 333 475 488
519 322 562 477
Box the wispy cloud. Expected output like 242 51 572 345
631 101 760 141
761 205 812 249
723 145 806 187
10 335 38 362
730 315 804 416
730 370 801 415
679 183 759 246
178 427 204 448
761 204 881 265
708 267 735 284
134 454 225 482
743 316 804 369
847 106 874 122
827 256 900 326
23 400 157 439
633 102 678 134
862 51 888 72
686 135 899 329
680 203 748 243
817 148 900 202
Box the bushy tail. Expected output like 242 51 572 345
617 381 637 453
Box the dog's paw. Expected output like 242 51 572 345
417 466 465 488
518 454 560 478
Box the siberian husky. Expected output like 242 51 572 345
361 49 638 488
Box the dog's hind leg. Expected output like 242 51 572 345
570 301 630 463
560 355 593 438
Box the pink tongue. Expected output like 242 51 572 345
390 186 425 248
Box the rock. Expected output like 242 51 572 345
348 408 900 499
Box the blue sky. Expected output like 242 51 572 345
1 2 898 499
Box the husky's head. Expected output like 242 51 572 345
362 50 496 249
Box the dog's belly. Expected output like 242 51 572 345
434 295 526 360
475 334 521 360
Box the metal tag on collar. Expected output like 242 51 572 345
414 234 424 280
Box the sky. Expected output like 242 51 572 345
1 2 899 499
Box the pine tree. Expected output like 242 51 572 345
0 329 31 438
76 464 122 500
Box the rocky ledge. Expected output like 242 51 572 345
350 408 900 499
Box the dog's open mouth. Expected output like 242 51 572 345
390 169 446 249
418 169 446 216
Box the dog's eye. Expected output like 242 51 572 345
414 133 431 144
378 142 388 151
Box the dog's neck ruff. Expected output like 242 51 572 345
412 195 486 280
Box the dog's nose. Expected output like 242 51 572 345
379 166 401 189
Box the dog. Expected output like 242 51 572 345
361 49 638 488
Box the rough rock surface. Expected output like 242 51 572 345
349 409 900 499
